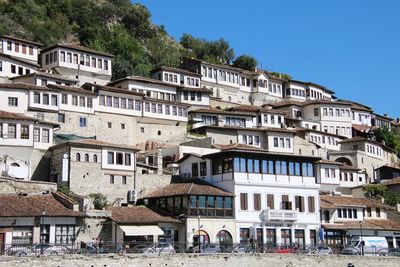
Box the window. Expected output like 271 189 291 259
98 59 102 69
79 117 86 127
267 194 274 209
61 94 68 104
116 153 123 165
254 193 261 211
84 154 89 162
55 225 75 245
376 208 380 217
12 227 33 244
20 125 29 139
106 96 112 107
200 162 207 176
308 196 315 213
122 176 127 185
107 152 114 164
76 153 81 162
281 195 292 210
33 128 40 142
121 123 125 130
42 129 49 143
191 163 199 178
34 93 40 104
134 100 141 111
273 137 278 147
7 124 16 139
72 96 78 106
295 196 305 212
51 95 58 106
366 207 371 217
240 193 248 210
67 52 72 63
104 60 109 70
314 108 319 116
79 96 85 107
87 98 92 108
110 175 115 184
60 51 65 62
93 154 98 163
107 122 112 128
125 153 131 166
8 97 18 107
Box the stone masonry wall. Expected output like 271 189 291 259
0 177 57 194
1 254 399 267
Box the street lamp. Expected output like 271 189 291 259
198 215 201 254
358 220 364 256
40 210 46 255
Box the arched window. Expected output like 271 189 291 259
85 153 89 162
10 162 20 167
93 154 98 163
76 153 81 162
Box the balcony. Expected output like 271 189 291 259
262 208 298 222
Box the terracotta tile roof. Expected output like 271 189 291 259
176 86 212 94
0 110 59 127
352 124 376 133
143 179 233 198
82 83 145 97
227 105 287 115
1 35 43 46
288 80 335 94
108 76 177 88
175 153 203 164
339 164 361 171
41 43 114 57
317 159 343 165
322 218 400 231
12 72 78 83
340 137 395 152
108 206 181 224
296 127 348 138
320 195 389 209
336 99 373 111
0 53 40 67
144 96 191 107
0 82 49 91
213 143 265 151
201 125 296 134
190 108 256 116
152 66 201 77
47 84 97 96
381 177 400 186
50 139 139 151
0 193 85 218
270 100 304 108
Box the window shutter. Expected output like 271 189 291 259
300 196 305 212
241 193 248 210
308 196 315 213
254 194 261 211
267 194 274 209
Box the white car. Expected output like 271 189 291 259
143 243 175 254
307 246 333 256
13 244 70 256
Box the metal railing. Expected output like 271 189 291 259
1 242 398 257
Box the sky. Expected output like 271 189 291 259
137 0 400 119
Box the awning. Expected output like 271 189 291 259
119 225 164 236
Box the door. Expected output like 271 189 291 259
0 233 4 255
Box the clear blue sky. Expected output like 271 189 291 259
137 0 400 119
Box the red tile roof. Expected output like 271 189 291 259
0 193 85 218
322 218 400 231
0 110 59 127
152 66 201 77
340 137 395 152
143 179 233 198
320 195 389 209
1 35 43 46
41 43 114 57
50 139 139 151
108 206 181 224
0 53 40 67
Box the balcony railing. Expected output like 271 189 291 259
262 208 298 222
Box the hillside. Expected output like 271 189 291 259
0 0 264 80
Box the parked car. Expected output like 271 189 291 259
200 243 221 254
388 248 400 257
228 244 251 254
143 243 175 254
341 236 389 256
11 244 70 256
307 246 333 256
272 246 298 254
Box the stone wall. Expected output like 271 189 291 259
135 173 172 199
1 254 399 267
0 177 57 194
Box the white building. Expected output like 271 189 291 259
284 80 335 102
0 192 84 248
0 35 42 81
40 43 113 86
178 146 321 248
12 72 78 87
0 110 58 180
320 194 400 250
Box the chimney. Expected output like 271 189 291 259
396 203 400 212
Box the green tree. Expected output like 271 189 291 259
363 184 400 206
233 55 258 71
89 193 109 210
373 127 400 155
